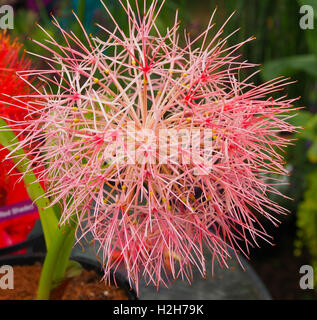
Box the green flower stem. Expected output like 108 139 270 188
36 224 77 300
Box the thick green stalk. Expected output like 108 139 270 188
36 224 76 300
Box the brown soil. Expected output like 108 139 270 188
0 262 129 300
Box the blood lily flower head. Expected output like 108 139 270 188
2 1 298 291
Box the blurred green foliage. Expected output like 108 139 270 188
258 0 317 287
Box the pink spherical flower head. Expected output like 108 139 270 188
6 0 298 292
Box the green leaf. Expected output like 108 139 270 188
299 113 317 141
64 261 83 279
0 118 59 249
308 142 317 163
284 110 311 128
262 54 317 81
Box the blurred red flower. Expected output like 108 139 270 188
0 31 39 252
